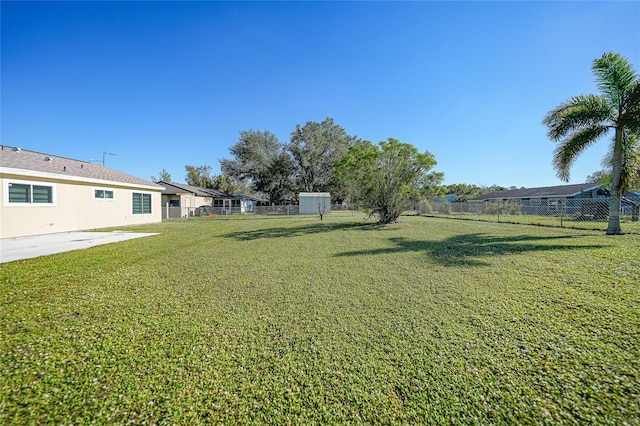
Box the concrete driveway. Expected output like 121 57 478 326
0 231 159 263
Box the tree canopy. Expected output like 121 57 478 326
543 52 640 234
185 164 215 188
201 118 514 207
219 130 281 183
289 118 357 194
217 118 358 204
338 138 438 224
152 168 171 183
219 130 293 203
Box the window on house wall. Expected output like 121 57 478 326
33 186 53 203
213 199 223 207
549 199 562 211
6 181 54 205
232 199 241 207
94 189 114 199
132 192 152 214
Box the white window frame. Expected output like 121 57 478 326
3 179 57 207
93 188 116 201
132 191 153 215
549 199 562 212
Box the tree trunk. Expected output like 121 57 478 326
378 209 390 224
606 127 624 235
376 207 398 224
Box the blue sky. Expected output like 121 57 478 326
2 1 639 188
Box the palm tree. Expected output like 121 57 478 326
543 52 640 234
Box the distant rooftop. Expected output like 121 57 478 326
158 181 232 198
468 183 601 201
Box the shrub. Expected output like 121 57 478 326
485 202 500 215
438 200 451 215
417 200 433 215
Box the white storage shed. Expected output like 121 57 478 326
299 192 331 215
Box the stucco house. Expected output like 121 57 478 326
0 146 164 238
234 194 270 212
159 181 225 218
159 182 271 217
467 183 639 218
158 181 242 217
469 183 602 201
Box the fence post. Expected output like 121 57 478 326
560 202 564 228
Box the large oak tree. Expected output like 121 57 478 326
288 118 357 197
220 130 293 203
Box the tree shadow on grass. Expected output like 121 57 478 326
335 233 609 267
223 221 375 241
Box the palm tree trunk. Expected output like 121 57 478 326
606 127 624 235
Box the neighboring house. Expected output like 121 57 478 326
0 146 164 238
299 192 331 215
469 183 603 203
467 183 639 218
159 182 266 217
234 194 270 213
159 181 227 218
623 191 640 220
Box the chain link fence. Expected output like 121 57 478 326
161 206 238 218
415 196 640 233
162 203 359 219
162 197 640 233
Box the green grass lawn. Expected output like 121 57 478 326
1 215 638 424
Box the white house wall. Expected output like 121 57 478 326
1 175 162 238
180 194 212 210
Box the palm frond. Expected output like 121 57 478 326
622 82 640 133
543 95 612 141
601 131 640 191
553 124 610 181
592 52 639 103
620 131 640 192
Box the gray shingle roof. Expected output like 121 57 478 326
159 181 232 198
0 146 162 189
468 183 601 201
235 193 269 203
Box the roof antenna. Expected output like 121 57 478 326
89 150 117 166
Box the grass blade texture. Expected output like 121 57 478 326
1 215 638 424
